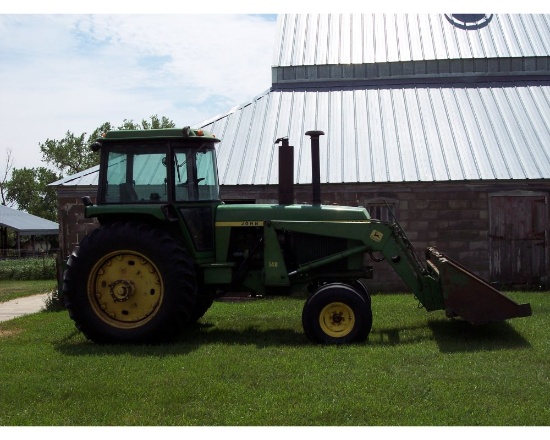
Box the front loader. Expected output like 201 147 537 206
62 127 531 344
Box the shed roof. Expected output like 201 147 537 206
0 204 59 235
49 165 99 187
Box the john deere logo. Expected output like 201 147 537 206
370 230 383 243
445 14 493 30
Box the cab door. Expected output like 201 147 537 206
171 146 222 260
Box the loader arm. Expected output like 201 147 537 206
268 219 441 309
267 218 531 323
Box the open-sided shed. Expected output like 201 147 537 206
0 204 59 256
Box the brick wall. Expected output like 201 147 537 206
55 180 549 292
220 180 549 291
56 187 99 260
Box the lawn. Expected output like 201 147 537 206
0 291 548 426
0 279 57 303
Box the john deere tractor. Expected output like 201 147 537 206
62 127 531 344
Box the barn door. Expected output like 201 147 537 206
489 194 547 286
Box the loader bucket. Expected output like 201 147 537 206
425 247 532 325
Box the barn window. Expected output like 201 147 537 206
366 202 398 223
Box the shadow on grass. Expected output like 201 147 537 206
54 318 530 357
54 322 309 357
365 319 531 353
427 319 531 353
367 324 430 347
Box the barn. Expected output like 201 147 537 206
52 14 550 291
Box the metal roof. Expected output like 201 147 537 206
0 204 59 235
199 81 550 184
273 14 550 66
49 165 99 187
272 14 550 86
52 13 550 188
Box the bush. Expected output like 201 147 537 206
0 257 57 280
44 287 65 311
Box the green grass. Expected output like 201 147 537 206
0 291 548 426
0 279 57 303
0 257 56 281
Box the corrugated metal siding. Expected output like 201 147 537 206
273 14 550 66
200 83 550 185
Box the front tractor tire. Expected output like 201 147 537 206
63 221 197 344
302 283 373 344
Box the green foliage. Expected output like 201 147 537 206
44 287 65 312
2 114 176 225
0 226 16 248
140 115 176 129
38 115 176 176
0 292 548 426
39 130 99 176
119 115 176 130
0 257 56 280
5 167 60 221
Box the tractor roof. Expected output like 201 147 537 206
100 127 220 143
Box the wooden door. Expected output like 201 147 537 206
489 195 547 285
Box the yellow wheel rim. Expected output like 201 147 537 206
319 302 355 338
87 251 164 329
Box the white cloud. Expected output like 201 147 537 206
0 14 277 172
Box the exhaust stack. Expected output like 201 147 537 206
276 137 294 205
305 130 325 206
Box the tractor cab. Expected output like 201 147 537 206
94 127 221 205
88 127 222 259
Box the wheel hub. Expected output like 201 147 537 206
331 312 344 324
88 251 163 327
319 302 355 338
109 280 134 302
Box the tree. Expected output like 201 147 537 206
0 148 14 206
5 115 175 222
39 131 98 176
39 115 175 176
5 167 61 222
1 148 16 251
139 115 175 130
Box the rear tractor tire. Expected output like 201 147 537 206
188 288 216 323
302 283 373 344
63 221 197 344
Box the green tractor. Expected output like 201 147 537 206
62 127 531 344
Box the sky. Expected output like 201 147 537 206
0 1 545 175
0 12 279 173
